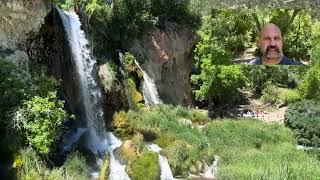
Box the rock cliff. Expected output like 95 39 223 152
0 0 50 50
0 0 50 78
132 23 196 106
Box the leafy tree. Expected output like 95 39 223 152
150 0 200 27
194 10 254 65
191 65 246 106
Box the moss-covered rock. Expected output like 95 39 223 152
99 154 110 180
127 77 145 109
112 111 134 139
128 150 160 180
123 52 143 78
120 140 139 165
165 140 199 177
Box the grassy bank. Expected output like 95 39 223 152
112 105 320 178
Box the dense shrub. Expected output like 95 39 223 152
299 65 320 99
284 100 320 147
13 92 68 154
246 66 307 95
63 152 88 179
0 59 30 126
127 78 144 109
261 83 302 105
16 148 87 180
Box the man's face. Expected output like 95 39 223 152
260 25 283 60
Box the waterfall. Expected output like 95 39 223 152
57 8 130 179
133 60 162 107
147 144 175 180
201 156 218 179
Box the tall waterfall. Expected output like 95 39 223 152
133 60 162 107
57 8 130 180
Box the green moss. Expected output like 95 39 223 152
112 111 134 139
124 52 143 78
129 150 160 180
154 134 176 149
127 77 145 109
117 142 138 165
99 154 110 180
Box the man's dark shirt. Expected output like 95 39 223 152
248 56 304 65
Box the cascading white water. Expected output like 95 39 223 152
147 144 175 180
142 70 163 107
133 60 162 107
57 8 130 179
201 156 218 179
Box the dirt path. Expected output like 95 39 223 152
257 107 287 124
247 99 288 124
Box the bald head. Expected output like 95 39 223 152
261 23 282 37
260 23 283 64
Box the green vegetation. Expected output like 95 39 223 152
123 52 143 78
129 150 160 180
63 152 88 180
2 1 320 180
0 59 71 177
191 65 247 105
14 92 67 154
0 59 30 126
285 100 320 147
112 105 320 178
99 154 110 180
299 65 320 99
16 148 87 180
121 52 145 109
261 83 302 105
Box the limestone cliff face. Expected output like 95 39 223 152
0 0 50 79
0 0 50 50
132 23 196 106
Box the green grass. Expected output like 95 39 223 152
204 120 320 179
113 105 320 178
16 148 87 180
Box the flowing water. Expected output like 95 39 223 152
147 144 175 180
133 61 162 107
57 8 130 179
202 156 218 179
